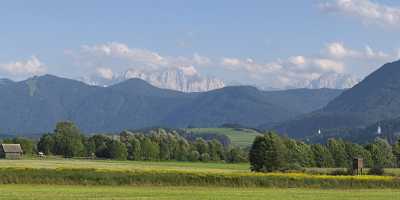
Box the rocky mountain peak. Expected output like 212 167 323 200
82 67 225 92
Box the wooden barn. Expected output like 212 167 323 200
0 144 23 159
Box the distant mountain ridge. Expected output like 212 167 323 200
0 75 342 135
305 73 359 89
274 59 400 138
82 67 225 92
82 67 358 93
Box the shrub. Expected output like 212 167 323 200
330 169 351 176
368 166 385 175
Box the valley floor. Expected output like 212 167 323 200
0 185 399 200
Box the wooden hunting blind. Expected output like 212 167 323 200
352 158 363 175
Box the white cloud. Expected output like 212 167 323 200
96 68 114 80
70 41 400 89
325 42 392 60
221 57 241 67
193 53 211 65
320 0 400 27
71 42 215 81
218 55 345 88
289 56 307 65
81 42 166 67
326 42 358 58
313 59 344 73
364 45 390 59
0 56 46 78
216 41 400 88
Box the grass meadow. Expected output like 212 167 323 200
186 127 261 147
0 159 399 199
0 185 399 200
0 159 249 173
0 159 399 189
3 159 400 176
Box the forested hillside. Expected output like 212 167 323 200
0 75 341 135
274 60 400 138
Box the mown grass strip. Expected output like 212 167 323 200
1 185 400 200
0 168 398 189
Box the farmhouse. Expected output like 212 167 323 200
0 144 23 159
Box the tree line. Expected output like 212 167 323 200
4 121 400 172
33 122 247 162
249 132 400 173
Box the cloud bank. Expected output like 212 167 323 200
320 0 400 27
0 56 46 79
66 41 399 89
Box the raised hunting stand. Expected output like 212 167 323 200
352 158 364 175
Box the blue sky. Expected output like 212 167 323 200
1 0 400 88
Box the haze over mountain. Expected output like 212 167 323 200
274 59 400 138
0 75 341 135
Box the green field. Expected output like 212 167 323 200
0 160 399 199
0 185 398 200
0 159 249 173
186 127 261 147
1 159 399 177
0 159 399 189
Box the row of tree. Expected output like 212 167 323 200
34 122 247 162
249 132 400 172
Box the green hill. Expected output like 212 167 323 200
274 60 400 138
0 75 341 135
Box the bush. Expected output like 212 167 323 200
330 169 351 176
286 163 303 171
368 166 385 175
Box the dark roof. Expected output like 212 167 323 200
1 144 23 153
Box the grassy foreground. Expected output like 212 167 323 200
0 159 399 189
0 185 399 200
1 167 399 188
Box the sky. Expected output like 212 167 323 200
1 0 400 89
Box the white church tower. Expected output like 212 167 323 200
377 125 382 135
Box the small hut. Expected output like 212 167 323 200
0 144 23 159
352 157 364 175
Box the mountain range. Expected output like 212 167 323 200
0 75 342 135
82 67 225 92
2 58 397 139
274 59 400 138
82 67 358 92
305 73 359 90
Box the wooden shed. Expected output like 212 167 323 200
0 144 23 159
